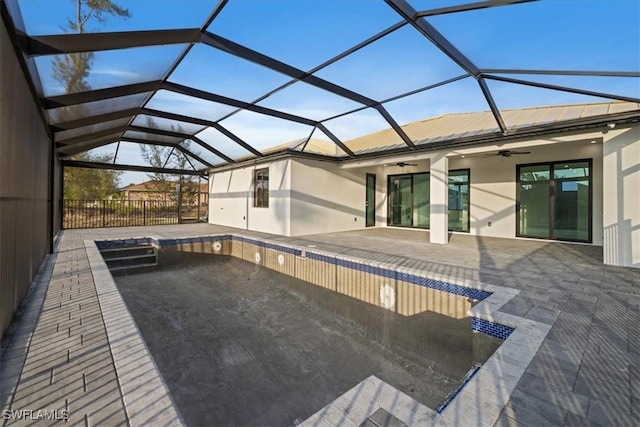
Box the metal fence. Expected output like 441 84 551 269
63 199 188 229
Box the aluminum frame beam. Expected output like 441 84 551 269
57 135 121 156
385 0 481 77
120 138 214 169
43 80 163 109
23 29 201 56
141 108 263 157
484 74 640 104
127 125 236 163
51 108 140 132
62 160 206 176
385 0 510 133
162 82 355 156
202 32 378 107
480 69 640 78
56 125 129 146
201 32 415 149
416 0 535 17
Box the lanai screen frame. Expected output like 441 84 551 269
2 0 639 178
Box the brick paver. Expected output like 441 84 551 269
1 224 638 426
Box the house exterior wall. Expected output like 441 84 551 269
289 159 368 236
448 136 604 245
208 159 291 235
361 136 604 244
603 125 640 268
0 16 53 337
208 126 638 268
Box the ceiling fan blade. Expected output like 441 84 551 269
511 151 531 155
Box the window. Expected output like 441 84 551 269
253 168 269 208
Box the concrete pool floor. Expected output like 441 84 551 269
114 252 463 426
1 224 639 426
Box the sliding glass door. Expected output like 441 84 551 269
387 170 469 231
448 170 470 232
517 160 591 242
389 175 414 227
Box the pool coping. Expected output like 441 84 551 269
85 240 184 427
90 232 552 427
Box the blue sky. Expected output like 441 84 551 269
16 0 640 186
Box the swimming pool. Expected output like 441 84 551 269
101 234 514 426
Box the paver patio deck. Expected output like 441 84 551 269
1 224 639 426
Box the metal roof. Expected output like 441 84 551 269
2 0 639 176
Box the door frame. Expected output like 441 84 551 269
516 158 593 243
365 173 376 227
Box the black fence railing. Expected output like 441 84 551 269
63 199 187 229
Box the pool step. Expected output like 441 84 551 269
100 244 158 272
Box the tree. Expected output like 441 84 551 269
54 0 130 199
139 140 202 205
64 152 122 199
53 0 130 93
139 117 203 206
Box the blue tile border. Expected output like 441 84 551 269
471 317 514 340
96 234 511 341
436 363 481 414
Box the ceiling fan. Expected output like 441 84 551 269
387 161 418 167
483 149 531 158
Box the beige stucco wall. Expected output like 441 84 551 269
289 159 367 236
208 125 639 268
603 124 640 267
208 159 291 235
448 136 604 244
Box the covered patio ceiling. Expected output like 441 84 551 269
3 0 639 176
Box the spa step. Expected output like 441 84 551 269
101 244 158 271
109 262 158 272
101 245 156 258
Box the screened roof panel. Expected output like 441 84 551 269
145 90 238 123
257 81 363 122
314 25 467 101
58 133 122 156
132 114 205 136
55 118 132 142
323 108 404 151
428 1 640 70
168 44 291 102
383 77 494 141
485 79 616 114
7 0 639 174
46 92 151 125
218 110 315 154
408 0 475 8
489 75 640 101
207 0 401 71
36 44 187 97
195 127 254 162
18 0 213 35
177 140 224 167
81 143 119 161
122 130 185 145
114 142 166 167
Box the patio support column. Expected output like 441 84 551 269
602 129 640 268
430 153 449 244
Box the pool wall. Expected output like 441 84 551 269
97 234 510 341
95 233 551 426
